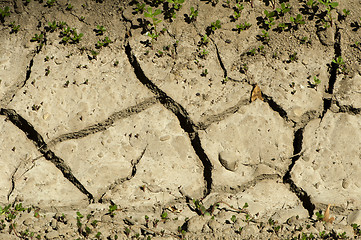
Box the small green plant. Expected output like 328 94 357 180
144 7 162 43
276 3 291 16
259 30 270 44
45 66 50 76
210 20 221 33
290 14 305 28
264 10 276 30
0 6 10 22
108 204 118 217
199 49 209 58
47 21 57 32
201 69 208 77
66 3 73 10
307 0 319 9
31 33 44 43
231 215 237 223
289 52 298 62
46 0 56 7
80 16 85 21
161 211 168 221
342 9 350 17
351 224 361 236
114 60 119 66
188 6 198 22
90 50 99 59
135 3 146 13
9 22 20 33
309 76 321 88
96 36 112 48
318 0 338 27
236 22 252 32
315 211 324 221
200 34 210 46
95 25 106 35
232 3 244 21
166 0 184 19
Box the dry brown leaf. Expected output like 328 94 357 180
322 204 335 223
251 84 264 102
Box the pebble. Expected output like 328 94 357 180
218 151 238 171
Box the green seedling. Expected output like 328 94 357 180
236 22 252 32
70 29 83 43
45 66 50 76
201 69 208 77
187 6 198 22
307 0 319 9
290 14 305 27
166 0 184 19
332 56 345 65
144 7 162 43
46 0 56 7
135 3 146 13
231 215 237 223
124 227 130 236
342 9 350 17
318 0 338 27
47 21 57 32
9 22 20 33
289 52 298 62
277 22 288 32
264 10 276 30
210 20 221 33
232 4 244 21
95 232 101 239
96 36 112 48
95 25 106 35
200 34 209 46
315 211 324 221
199 49 209 58
351 224 361 236
276 3 291 16
108 204 118 217
0 6 10 22
66 4 73 10
80 16 85 21
57 21 67 28
259 30 270 44
31 33 44 43
161 211 168 221
248 48 256 56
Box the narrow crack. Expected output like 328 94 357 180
48 97 157 147
336 101 361 115
322 26 341 117
99 147 147 203
283 128 315 217
0 108 94 203
124 42 213 197
263 94 290 122
196 98 249 130
214 44 227 79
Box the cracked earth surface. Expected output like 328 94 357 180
0 0 360 239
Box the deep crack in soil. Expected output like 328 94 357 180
0 108 94 203
124 42 213 197
283 127 315 217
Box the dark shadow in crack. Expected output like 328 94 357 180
0 108 94 203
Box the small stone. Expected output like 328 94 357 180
160 135 170 141
218 151 238 171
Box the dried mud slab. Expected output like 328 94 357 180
199 100 293 191
53 104 204 207
291 112 361 209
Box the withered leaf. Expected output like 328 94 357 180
251 84 264 102
322 204 335 223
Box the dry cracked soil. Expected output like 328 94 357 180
0 0 361 239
